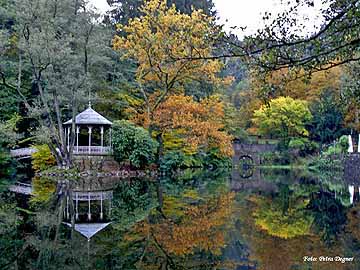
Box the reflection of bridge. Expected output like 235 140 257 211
9 182 33 195
231 167 280 193
10 148 37 159
233 142 277 166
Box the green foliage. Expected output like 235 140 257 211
106 0 215 25
0 113 21 148
160 151 186 172
112 180 157 229
30 176 56 206
198 148 232 168
0 148 16 191
338 135 349 153
253 188 314 239
159 149 231 172
321 135 348 157
309 90 347 144
252 96 312 140
254 203 313 239
288 138 306 150
0 193 23 270
112 120 158 168
31 145 56 172
288 137 319 156
310 135 348 171
308 192 347 244
260 151 292 165
222 103 248 139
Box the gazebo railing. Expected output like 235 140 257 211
73 146 112 155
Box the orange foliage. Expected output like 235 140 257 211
146 94 234 157
134 192 235 257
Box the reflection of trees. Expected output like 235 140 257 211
251 184 314 239
111 179 158 229
345 204 360 267
237 196 349 270
124 191 236 269
0 193 23 269
308 191 347 245
30 177 56 205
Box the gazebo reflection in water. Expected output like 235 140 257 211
62 176 116 240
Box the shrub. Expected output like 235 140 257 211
112 120 158 168
260 151 292 165
159 151 186 172
288 138 306 150
288 138 319 156
31 145 56 172
338 135 349 153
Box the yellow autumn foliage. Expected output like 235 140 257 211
134 192 235 257
152 94 234 157
113 0 226 88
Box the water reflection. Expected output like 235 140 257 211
2 168 360 269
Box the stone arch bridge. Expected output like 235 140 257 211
233 142 277 167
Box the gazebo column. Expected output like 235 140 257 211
66 195 69 219
109 128 112 150
67 127 70 151
76 126 80 154
65 128 68 151
75 192 79 220
100 126 104 153
88 192 91 221
88 126 92 155
100 193 103 220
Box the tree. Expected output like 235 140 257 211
250 66 343 103
341 62 360 132
252 96 312 142
309 90 347 144
106 0 215 25
133 94 234 158
112 120 158 168
0 0 113 167
219 0 360 75
113 0 230 135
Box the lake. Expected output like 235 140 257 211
1 167 359 270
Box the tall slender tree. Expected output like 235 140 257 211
0 0 113 167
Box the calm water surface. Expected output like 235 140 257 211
1 167 360 270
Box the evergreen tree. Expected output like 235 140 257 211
106 0 215 25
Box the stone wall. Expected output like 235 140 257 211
233 142 277 166
344 154 360 184
73 156 120 172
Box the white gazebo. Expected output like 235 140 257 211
63 103 113 155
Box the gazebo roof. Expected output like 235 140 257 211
63 222 112 239
64 104 112 126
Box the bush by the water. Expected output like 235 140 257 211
288 138 319 156
31 145 56 172
112 120 158 168
310 135 349 171
159 149 231 172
